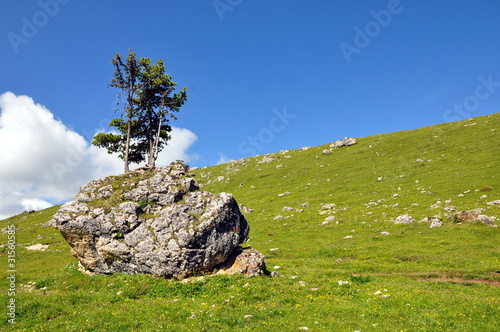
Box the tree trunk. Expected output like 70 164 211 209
146 111 155 169
124 118 131 173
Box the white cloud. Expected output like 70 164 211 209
0 92 198 220
155 127 199 166
216 153 233 165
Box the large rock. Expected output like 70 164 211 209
215 247 267 277
51 163 257 279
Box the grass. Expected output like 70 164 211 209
1 113 499 331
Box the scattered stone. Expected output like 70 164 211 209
301 147 310 151
343 235 353 239
486 200 500 206
322 149 332 155
444 205 456 212
26 244 49 251
377 177 384 181
319 203 337 215
259 155 276 163
273 215 284 221
335 258 343 264
239 204 254 213
325 216 337 222
430 219 443 228
456 209 483 222
277 191 291 197
215 247 266 277
330 137 357 148
283 206 294 211
477 215 496 225
394 215 415 224
338 280 349 285
380 231 390 235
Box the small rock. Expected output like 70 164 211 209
259 156 276 163
486 200 500 206
456 209 483 222
273 215 284 221
394 214 415 224
477 215 496 225
322 149 332 155
26 244 49 251
430 219 443 228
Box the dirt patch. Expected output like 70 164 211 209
417 277 500 287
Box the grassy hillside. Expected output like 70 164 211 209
1 113 499 331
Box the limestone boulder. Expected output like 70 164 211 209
51 164 259 279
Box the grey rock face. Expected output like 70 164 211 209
51 164 251 279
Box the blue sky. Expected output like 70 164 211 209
1 0 500 218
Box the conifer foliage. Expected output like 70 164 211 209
92 50 187 173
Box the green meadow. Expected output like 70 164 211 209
1 113 499 331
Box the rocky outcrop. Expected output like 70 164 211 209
51 163 263 279
330 137 357 148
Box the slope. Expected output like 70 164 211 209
0 113 499 331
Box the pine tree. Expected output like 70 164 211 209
92 50 187 173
